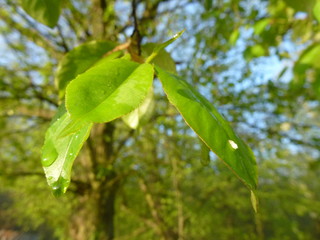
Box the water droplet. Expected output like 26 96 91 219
69 153 73 156
228 140 238 150
42 140 58 167
52 177 69 197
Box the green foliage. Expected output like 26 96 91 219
55 41 117 99
292 44 320 100
42 31 257 194
21 0 61 28
156 66 257 190
1 0 320 239
297 44 320 68
229 29 240 46
65 59 154 123
253 19 270 36
314 1 320 22
145 30 184 64
42 105 92 196
283 0 316 13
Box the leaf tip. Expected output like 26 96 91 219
250 190 259 213
51 177 70 197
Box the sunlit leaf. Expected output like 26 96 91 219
314 1 320 23
297 44 320 68
244 45 267 61
42 105 92 196
58 118 89 138
146 30 184 63
229 29 240 46
250 190 258 213
66 59 154 123
156 66 257 190
253 19 270 35
21 0 61 28
55 41 117 99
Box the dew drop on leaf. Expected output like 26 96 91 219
52 177 69 197
41 139 58 167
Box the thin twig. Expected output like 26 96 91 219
56 24 70 52
131 0 141 55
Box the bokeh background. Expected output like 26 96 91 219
0 0 320 239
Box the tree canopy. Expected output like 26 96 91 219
0 0 319 239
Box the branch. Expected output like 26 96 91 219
116 226 146 240
0 171 44 178
0 101 56 120
103 41 130 57
91 0 107 38
29 83 59 107
112 129 135 162
120 202 162 236
170 156 184 239
56 24 70 52
4 1 64 54
0 123 44 137
137 175 176 239
241 122 319 149
131 0 141 55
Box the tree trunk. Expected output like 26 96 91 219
68 123 119 240
95 171 119 240
92 123 118 240
68 193 97 240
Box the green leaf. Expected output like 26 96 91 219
146 30 184 63
58 118 90 138
244 45 267 61
142 43 176 73
204 0 213 10
55 41 117 99
66 59 154 123
253 19 270 35
42 105 92 196
122 87 155 129
21 0 61 28
314 1 320 22
250 190 258 213
156 67 257 190
284 0 316 13
297 44 320 68
229 29 240 46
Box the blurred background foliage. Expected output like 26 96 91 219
0 0 319 239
